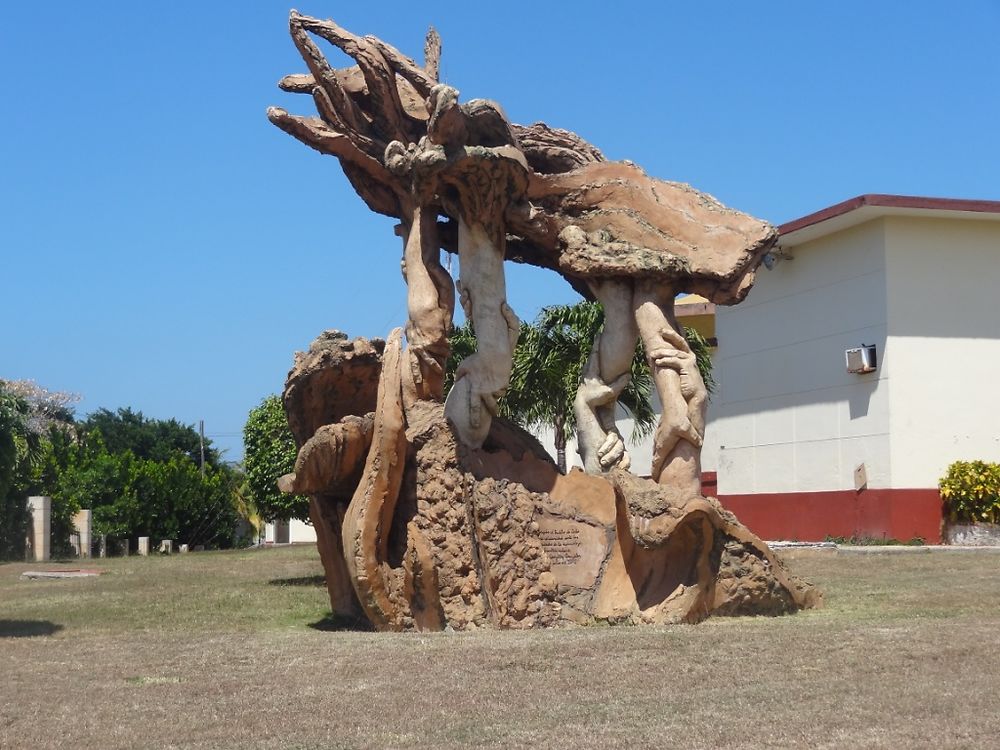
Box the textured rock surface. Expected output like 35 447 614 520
280 331 384 621
944 523 1000 547
283 332 820 630
510 162 776 306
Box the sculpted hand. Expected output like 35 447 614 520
647 327 706 451
578 370 630 409
501 301 520 351
454 356 503 430
648 328 706 404
576 363 632 471
456 279 473 320
597 431 630 471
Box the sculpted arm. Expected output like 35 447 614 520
574 279 637 473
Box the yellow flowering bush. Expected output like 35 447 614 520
939 460 1000 524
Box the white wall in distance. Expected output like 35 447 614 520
713 219 891 494
885 216 1000 487
264 518 317 544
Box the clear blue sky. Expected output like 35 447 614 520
2 1 998 460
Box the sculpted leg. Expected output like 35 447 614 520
400 204 454 402
575 279 637 473
633 280 707 495
444 218 519 448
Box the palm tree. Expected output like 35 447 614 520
445 301 714 473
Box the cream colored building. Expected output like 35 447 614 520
264 518 317 544
710 194 1000 541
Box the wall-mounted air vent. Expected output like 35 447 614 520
845 345 877 374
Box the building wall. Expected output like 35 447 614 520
713 219 891 495
884 217 1000 487
264 518 317 544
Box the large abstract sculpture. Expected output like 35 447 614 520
269 11 820 630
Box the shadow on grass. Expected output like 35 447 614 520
0 620 64 638
268 575 326 587
308 613 374 632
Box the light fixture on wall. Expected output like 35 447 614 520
762 247 794 270
845 344 877 374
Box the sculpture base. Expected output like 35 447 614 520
285 331 820 631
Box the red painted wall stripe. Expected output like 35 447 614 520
716 488 943 544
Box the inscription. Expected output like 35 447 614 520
535 515 608 589
539 527 582 566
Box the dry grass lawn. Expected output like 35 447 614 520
2 544 999 749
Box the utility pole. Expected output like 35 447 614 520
199 420 206 475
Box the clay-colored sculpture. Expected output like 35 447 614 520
270 12 820 630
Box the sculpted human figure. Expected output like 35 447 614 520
573 279 636 474
268 11 819 631
573 277 707 495
386 82 529 446
634 284 707 495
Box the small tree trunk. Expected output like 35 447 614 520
553 414 567 474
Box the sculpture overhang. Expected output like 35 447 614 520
267 12 777 307
268 12 817 631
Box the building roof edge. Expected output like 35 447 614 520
778 194 1000 239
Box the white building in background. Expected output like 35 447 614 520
264 518 317 545
710 194 1000 542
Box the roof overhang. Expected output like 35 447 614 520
778 194 1000 247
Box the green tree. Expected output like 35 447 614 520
446 300 714 473
243 395 308 522
1 381 83 558
51 433 240 550
80 407 221 469
3 384 241 556
0 384 40 559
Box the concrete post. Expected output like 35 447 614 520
73 509 92 559
159 539 173 555
179 544 189 554
27 496 51 562
138 536 150 556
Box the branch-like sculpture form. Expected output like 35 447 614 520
270 13 532 447
268 9 774 487
269 13 816 630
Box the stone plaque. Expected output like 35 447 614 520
539 526 582 565
536 514 609 589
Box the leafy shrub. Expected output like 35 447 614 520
939 460 1000 524
49 425 240 550
243 395 308 522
